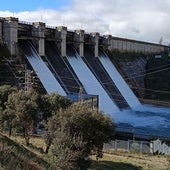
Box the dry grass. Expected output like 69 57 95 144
11 135 46 153
1 133 170 170
0 133 49 169
90 152 170 170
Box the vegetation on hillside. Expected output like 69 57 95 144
44 103 114 169
0 85 169 169
107 49 170 102
0 85 114 169
106 49 146 62
0 133 49 169
145 52 170 101
0 133 169 170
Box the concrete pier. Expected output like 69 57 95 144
74 30 84 57
90 32 99 57
0 18 4 43
3 17 18 56
103 35 112 50
32 22 45 56
57 26 67 57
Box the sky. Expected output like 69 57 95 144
0 0 170 45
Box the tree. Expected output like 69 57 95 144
0 85 17 136
0 108 16 137
0 107 3 131
5 90 39 145
43 93 71 153
50 129 89 170
38 93 72 120
0 85 17 110
45 103 114 169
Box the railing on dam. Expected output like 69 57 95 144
19 20 32 25
46 25 56 29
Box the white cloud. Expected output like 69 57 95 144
0 0 170 44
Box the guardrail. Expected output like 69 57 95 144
104 140 151 154
46 25 56 29
19 20 32 25
104 139 170 155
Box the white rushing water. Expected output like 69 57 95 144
99 53 141 109
115 106 169 127
114 105 170 137
66 49 170 136
99 52 170 137
67 51 119 114
25 44 66 95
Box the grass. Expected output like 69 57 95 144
90 153 170 170
0 133 50 169
0 132 170 170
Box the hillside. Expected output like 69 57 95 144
108 49 170 103
145 52 170 101
0 133 169 170
0 133 49 169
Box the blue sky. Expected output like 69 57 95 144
0 0 170 45
0 0 70 11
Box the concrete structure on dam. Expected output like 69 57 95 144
0 17 170 141
0 17 169 57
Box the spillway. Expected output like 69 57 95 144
66 45 119 114
99 50 141 110
45 42 86 94
19 41 66 95
84 46 129 109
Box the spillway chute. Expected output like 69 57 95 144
19 41 66 95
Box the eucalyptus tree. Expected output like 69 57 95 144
5 90 39 145
38 93 72 121
0 85 17 110
45 103 114 169
0 85 17 135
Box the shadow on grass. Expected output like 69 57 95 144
90 160 142 170
0 133 50 169
29 143 44 154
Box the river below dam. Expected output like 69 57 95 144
112 104 170 139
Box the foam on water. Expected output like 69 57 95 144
110 104 170 137
133 104 170 114
114 108 169 128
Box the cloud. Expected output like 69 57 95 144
0 0 170 45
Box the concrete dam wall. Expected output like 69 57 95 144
0 17 169 114
0 17 169 57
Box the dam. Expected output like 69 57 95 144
0 17 170 139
